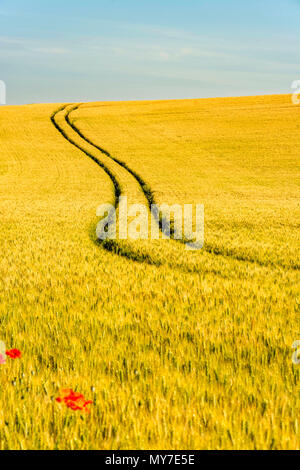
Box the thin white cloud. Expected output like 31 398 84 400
0 36 69 55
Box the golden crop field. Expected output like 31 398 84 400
0 94 300 450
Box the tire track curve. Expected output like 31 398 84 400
51 104 121 207
67 105 187 243
51 104 299 274
66 105 155 207
51 104 228 275
50 104 170 268
67 104 300 272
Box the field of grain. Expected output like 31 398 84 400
0 94 299 449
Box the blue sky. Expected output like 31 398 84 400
0 0 299 104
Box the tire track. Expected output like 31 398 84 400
51 104 299 274
51 104 121 208
50 104 215 274
51 104 168 267
68 104 300 272
67 105 184 243
66 105 155 207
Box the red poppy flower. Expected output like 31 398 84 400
6 349 22 359
56 389 93 413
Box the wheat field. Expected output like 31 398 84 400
0 94 299 449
